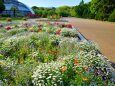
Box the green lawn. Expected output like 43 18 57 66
0 17 25 22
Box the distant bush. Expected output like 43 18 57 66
6 18 12 22
108 10 115 22
22 17 27 21
47 14 60 19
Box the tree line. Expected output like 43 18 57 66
32 0 115 22
0 0 115 22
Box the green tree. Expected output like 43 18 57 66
108 9 115 22
79 0 84 5
0 0 5 13
90 0 115 20
70 7 76 17
56 6 71 17
75 0 91 18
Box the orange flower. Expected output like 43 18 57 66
38 28 42 32
83 67 89 71
82 77 88 81
74 58 79 65
56 29 61 35
60 66 67 73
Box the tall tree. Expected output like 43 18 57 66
56 6 71 17
0 0 5 13
90 0 115 20
79 0 84 5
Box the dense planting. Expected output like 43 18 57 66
0 21 114 86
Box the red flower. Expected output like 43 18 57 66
5 26 12 30
66 24 72 28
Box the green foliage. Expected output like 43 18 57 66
32 6 75 17
32 7 56 18
74 0 115 21
29 0 115 22
31 0 115 22
69 7 76 17
75 2 91 18
22 17 27 21
56 6 71 17
90 0 115 21
108 9 115 22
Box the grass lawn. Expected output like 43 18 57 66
0 17 25 22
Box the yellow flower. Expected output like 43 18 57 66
82 77 88 81
60 66 67 73
0 61 5 65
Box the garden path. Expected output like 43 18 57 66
64 17 115 63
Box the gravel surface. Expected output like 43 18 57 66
64 17 115 63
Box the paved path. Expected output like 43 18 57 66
64 17 115 63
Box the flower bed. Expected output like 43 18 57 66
0 21 114 86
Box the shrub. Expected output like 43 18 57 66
22 17 27 21
32 62 64 86
6 18 12 22
108 10 115 22
61 28 78 37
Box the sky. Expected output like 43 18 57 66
19 0 91 7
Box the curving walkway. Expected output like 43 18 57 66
64 17 115 63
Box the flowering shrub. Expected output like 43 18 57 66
5 26 12 30
26 13 39 18
6 18 12 22
32 62 63 86
61 28 78 37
